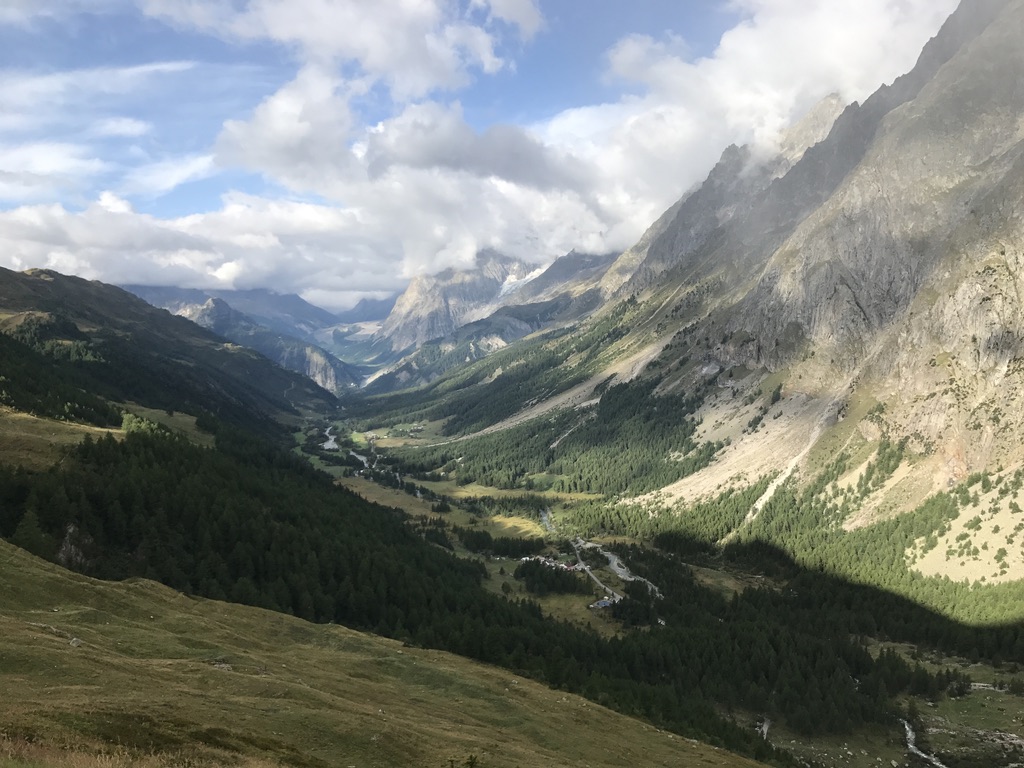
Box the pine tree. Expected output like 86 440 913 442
11 508 51 558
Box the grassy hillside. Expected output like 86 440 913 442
0 539 764 768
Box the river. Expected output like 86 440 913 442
900 719 949 768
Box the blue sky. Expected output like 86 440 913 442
0 0 958 310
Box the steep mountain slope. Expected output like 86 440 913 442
539 0 1024 497
497 249 616 307
599 92 847 298
332 294 397 324
659 0 1024 485
125 285 361 393
0 268 334 428
179 297 361 393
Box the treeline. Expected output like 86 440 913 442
740 460 1024 629
603 543 981 735
454 527 545 558
561 484 1024 660
559 480 773 543
0 311 302 438
0 329 120 426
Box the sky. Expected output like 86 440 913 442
0 0 959 311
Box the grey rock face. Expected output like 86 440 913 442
601 92 847 299
378 251 535 351
730 0 1023 371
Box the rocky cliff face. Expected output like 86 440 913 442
599 93 847 300
723 0 1019 364
377 251 537 351
629 0 1024 483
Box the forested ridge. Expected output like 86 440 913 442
394 378 721 495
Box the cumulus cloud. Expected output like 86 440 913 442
142 0 514 99
0 194 407 307
472 0 543 39
362 101 592 192
217 66 363 196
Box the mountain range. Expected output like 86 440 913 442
4 1 1024 766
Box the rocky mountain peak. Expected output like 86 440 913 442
378 251 535 351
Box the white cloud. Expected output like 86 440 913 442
0 142 106 202
532 0 962 248
141 0 516 100
362 101 592 192
97 191 133 213
121 154 217 197
473 0 542 39
93 117 152 138
217 66 363 195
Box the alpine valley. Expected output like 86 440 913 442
3 2 1024 768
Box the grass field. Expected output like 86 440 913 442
0 539 768 768
0 409 117 470
119 404 215 448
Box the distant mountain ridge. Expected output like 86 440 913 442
124 285 361 393
123 285 340 339
182 297 362 392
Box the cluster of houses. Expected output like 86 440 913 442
518 555 585 572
